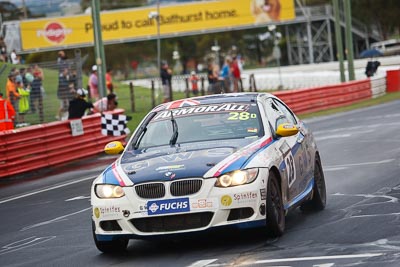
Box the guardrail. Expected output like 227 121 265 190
0 109 127 178
274 79 372 114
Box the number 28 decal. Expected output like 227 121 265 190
228 112 257 121
285 153 296 187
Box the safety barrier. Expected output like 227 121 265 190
274 79 372 114
0 109 127 178
370 76 387 98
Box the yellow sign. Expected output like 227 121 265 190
20 0 295 51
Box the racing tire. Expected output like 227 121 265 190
92 220 128 253
301 155 326 212
265 171 285 238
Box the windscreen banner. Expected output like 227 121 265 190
20 0 295 51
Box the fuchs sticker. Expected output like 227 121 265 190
147 198 190 215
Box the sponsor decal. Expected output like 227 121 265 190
94 207 100 218
233 192 258 203
259 203 266 215
154 103 250 121
95 206 121 218
220 195 232 207
37 22 72 44
161 152 193 162
207 148 233 157
156 164 185 172
282 124 293 129
124 161 150 173
260 188 267 200
247 128 258 133
191 199 213 209
106 143 117 148
147 198 190 215
165 99 200 109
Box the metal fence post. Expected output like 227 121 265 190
151 80 156 108
129 82 135 112
74 49 83 89
201 77 205 96
169 79 173 101
38 93 44 123
185 77 190 98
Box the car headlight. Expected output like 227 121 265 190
95 184 125 198
215 169 259 188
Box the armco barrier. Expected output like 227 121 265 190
0 109 127 178
274 79 372 114
370 76 387 98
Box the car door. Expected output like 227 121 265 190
263 97 310 203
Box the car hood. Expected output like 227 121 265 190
109 138 262 184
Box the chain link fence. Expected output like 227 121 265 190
1 51 87 127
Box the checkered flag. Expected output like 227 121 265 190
101 113 131 136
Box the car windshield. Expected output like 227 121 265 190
133 102 263 149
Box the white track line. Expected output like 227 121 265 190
0 176 95 204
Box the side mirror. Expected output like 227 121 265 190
104 141 125 155
276 123 299 137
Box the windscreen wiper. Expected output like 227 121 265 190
169 111 179 146
132 112 156 150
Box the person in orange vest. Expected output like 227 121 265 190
6 73 19 111
189 71 199 96
0 92 16 130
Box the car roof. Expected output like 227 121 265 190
152 92 274 111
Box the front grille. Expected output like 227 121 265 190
170 179 203 196
135 183 165 199
131 212 213 232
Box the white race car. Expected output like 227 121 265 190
91 93 326 253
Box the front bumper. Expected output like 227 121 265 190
91 169 268 240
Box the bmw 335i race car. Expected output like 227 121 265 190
91 93 326 253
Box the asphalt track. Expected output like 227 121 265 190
1 100 400 267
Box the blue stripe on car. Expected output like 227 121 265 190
102 164 121 185
284 178 314 209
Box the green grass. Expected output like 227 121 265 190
3 62 400 135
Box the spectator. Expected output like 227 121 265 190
0 92 15 130
68 88 97 119
57 68 72 120
106 68 114 94
160 61 172 102
33 64 44 80
189 71 199 96
57 50 69 73
69 69 78 93
15 69 23 84
93 93 117 113
30 72 43 113
207 62 218 94
230 56 241 92
220 57 232 93
89 65 99 100
24 67 34 88
16 81 30 126
10 49 19 64
33 64 45 96
6 74 19 111
0 37 7 62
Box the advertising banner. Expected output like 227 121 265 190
20 0 295 51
